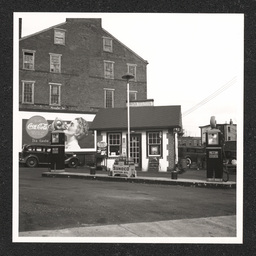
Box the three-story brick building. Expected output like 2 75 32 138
19 18 148 113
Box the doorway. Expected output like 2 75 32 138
129 134 141 169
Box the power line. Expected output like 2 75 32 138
183 77 237 117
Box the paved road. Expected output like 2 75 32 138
19 167 236 236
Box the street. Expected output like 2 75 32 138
19 167 236 233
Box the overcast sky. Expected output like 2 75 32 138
16 12 244 136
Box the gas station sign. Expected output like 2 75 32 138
209 151 219 158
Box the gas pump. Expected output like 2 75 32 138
205 116 224 181
50 130 65 172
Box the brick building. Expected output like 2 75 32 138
19 18 148 113
178 136 202 147
200 119 237 145
17 18 148 157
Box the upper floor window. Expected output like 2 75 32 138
23 50 35 70
103 37 113 52
129 91 137 101
49 83 61 106
104 88 114 108
104 61 114 79
50 53 62 73
127 64 137 81
147 131 162 157
54 29 66 45
228 126 231 132
22 81 35 104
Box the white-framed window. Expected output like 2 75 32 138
127 63 137 81
50 53 62 73
104 61 114 79
22 81 35 104
49 83 61 106
103 37 113 52
104 88 114 108
22 50 35 70
54 29 66 45
108 133 121 157
129 91 137 101
147 131 162 157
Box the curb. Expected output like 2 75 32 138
42 172 236 189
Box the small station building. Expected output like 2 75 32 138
90 104 182 172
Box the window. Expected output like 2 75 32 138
129 91 137 101
104 89 114 108
228 126 231 132
22 81 35 104
127 64 137 81
108 133 121 157
147 131 162 157
23 50 35 70
54 29 65 45
103 37 113 52
104 61 114 79
49 83 61 105
50 53 61 73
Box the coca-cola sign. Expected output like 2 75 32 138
26 115 49 139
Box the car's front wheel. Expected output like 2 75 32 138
26 157 38 168
68 158 78 168
186 157 192 167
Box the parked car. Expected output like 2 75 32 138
178 146 206 168
19 144 79 168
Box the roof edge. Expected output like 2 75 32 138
102 28 149 65
19 21 67 41
90 125 182 131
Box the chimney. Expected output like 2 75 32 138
230 119 233 125
66 18 102 28
19 18 22 39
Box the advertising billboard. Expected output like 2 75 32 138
21 112 96 152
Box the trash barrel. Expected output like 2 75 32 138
171 171 178 180
90 167 96 175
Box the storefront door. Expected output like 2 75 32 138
129 134 141 169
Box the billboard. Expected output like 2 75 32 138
21 113 96 152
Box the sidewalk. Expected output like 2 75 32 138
42 170 236 188
19 215 236 237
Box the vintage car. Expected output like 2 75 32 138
19 144 79 168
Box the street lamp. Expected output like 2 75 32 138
122 73 134 161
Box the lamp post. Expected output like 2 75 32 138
122 73 134 161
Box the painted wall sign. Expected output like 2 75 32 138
25 115 49 139
97 141 107 148
22 114 96 152
129 100 154 107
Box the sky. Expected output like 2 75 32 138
16 12 244 136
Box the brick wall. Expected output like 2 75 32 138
166 130 175 169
